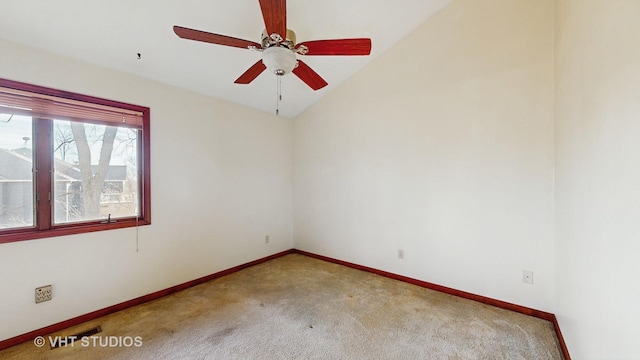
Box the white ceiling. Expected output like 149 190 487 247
0 0 451 118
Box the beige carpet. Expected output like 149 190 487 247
1 254 564 359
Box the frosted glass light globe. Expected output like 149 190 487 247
262 47 297 76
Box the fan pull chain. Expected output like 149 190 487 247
276 76 282 116
135 213 139 252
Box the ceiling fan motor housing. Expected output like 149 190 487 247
261 29 297 49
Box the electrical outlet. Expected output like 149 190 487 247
265 235 270 244
398 249 405 260
35 285 52 303
523 271 533 284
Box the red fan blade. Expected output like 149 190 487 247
259 0 286 40
292 60 328 90
234 60 267 84
296 38 372 56
173 26 261 50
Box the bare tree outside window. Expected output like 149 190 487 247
53 120 139 224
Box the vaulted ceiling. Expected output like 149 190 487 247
0 0 451 117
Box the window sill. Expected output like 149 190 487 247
0 219 151 244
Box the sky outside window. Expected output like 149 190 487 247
0 114 32 150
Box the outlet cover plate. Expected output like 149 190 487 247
35 285 52 303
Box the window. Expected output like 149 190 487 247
0 78 150 243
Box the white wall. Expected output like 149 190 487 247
0 38 294 341
294 0 556 312
555 1 640 358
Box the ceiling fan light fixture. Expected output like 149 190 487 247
262 47 297 76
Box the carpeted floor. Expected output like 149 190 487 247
0 254 564 359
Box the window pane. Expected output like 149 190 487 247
53 120 139 224
0 115 34 229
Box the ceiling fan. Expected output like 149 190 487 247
173 0 372 91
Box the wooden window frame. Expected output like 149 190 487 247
0 78 151 244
